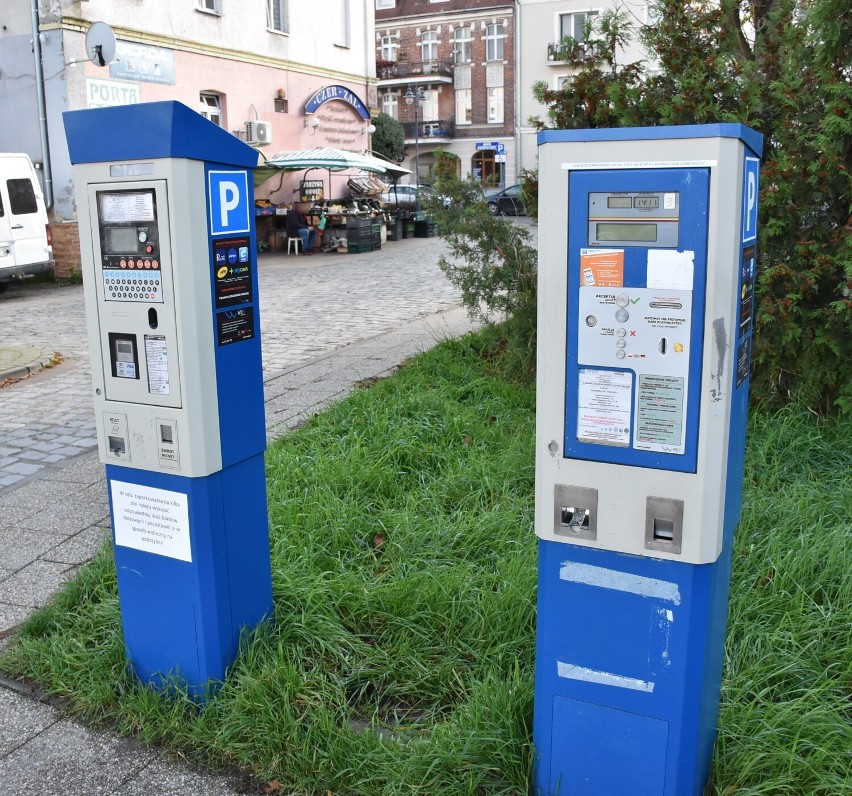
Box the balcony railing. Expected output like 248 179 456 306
377 59 454 80
402 119 455 139
547 41 595 62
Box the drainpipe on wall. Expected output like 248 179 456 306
514 0 523 181
31 0 53 212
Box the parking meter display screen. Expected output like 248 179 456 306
105 226 140 254
596 223 658 242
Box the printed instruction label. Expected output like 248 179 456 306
580 248 624 287
635 374 685 453
144 335 170 395
111 480 191 562
577 368 633 447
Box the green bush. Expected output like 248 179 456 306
423 179 538 380
529 1 852 413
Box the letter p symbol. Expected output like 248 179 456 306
219 181 240 228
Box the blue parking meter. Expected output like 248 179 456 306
533 125 762 794
64 101 272 696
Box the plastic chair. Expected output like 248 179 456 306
286 236 303 255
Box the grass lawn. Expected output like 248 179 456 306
1 332 850 795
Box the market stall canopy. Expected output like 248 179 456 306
254 147 410 187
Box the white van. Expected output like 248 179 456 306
0 153 54 293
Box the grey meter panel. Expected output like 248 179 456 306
588 191 680 248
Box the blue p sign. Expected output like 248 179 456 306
742 157 759 243
208 170 251 236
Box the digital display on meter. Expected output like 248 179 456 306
588 191 680 247
105 227 141 254
596 222 658 242
634 196 659 209
607 196 632 209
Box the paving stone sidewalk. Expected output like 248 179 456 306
0 305 476 795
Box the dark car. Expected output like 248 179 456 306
486 184 527 216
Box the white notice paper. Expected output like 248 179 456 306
577 368 633 447
100 191 155 223
144 335 170 395
111 481 191 562
647 249 695 290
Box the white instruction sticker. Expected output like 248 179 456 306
577 368 633 447
111 480 191 562
647 250 695 290
145 335 170 395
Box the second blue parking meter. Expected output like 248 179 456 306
533 125 762 794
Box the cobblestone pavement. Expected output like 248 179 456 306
0 236 460 491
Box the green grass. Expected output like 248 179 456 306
1 332 850 795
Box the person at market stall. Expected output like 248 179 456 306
286 203 318 253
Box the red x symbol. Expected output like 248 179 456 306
630 330 636 336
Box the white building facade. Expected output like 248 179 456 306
515 0 654 176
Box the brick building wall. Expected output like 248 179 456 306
50 221 81 281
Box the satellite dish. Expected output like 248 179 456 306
85 22 116 68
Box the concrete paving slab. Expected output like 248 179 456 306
0 603 33 635
18 502 110 536
0 479 81 508
42 525 111 566
0 688 58 756
0 718 157 794
0 560 75 608
0 527 65 571
117 756 249 796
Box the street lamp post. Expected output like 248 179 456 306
404 85 424 210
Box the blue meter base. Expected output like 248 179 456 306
533 537 735 795
106 455 273 696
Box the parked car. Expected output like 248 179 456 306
0 153 54 292
486 184 527 216
379 184 451 209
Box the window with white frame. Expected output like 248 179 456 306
268 0 289 33
375 0 395 8
422 88 439 122
455 88 472 125
559 11 598 44
487 87 504 123
199 92 223 126
645 2 661 25
381 91 399 119
380 34 398 61
196 0 220 13
485 23 506 61
453 27 472 64
420 30 439 63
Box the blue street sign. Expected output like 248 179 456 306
208 170 251 236
741 157 759 243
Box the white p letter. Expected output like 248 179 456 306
219 181 240 228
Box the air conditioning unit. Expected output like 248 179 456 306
244 120 272 146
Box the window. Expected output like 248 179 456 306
196 0 220 13
199 92 223 127
487 87 504 124
485 23 506 61
375 0 395 8
453 27 471 64
422 88 439 122
455 88 472 125
267 0 289 33
380 34 398 62
7 179 38 215
381 91 399 120
336 0 351 47
420 30 438 63
559 11 598 45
